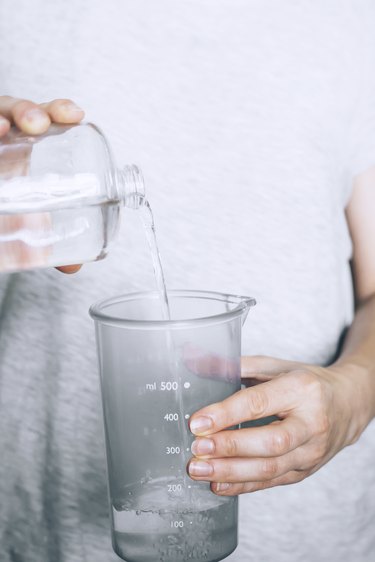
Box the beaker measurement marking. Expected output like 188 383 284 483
145 382 156 391
171 520 184 528
160 381 178 391
164 413 179 421
167 483 182 493
183 382 191 389
165 446 181 455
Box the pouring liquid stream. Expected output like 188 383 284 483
138 198 192 500
138 198 170 319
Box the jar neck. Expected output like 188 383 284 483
116 164 145 208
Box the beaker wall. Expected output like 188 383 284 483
90 290 255 562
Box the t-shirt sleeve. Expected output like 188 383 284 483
348 10 375 179
350 87 375 178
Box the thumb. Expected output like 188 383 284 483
241 355 307 384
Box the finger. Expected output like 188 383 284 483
39 99 84 124
188 452 296 484
189 372 303 436
0 96 50 135
0 144 32 177
211 470 308 496
0 213 51 270
56 264 82 274
0 115 10 137
241 375 272 387
191 417 308 459
241 355 306 378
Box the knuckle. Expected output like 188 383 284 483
270 429 293 455
298 370 323 397
316 412 330 435
294 371 328 403
292 370 331 437
314 438 328 459
311 402 330 437
310 378 325 402
245 388 268 418
215 401 230 426
300 441 327 469
310 449 324 467
220 461 235 481
293 369 318 391
261 458 279 479
223 434 239 457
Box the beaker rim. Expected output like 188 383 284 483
89 289 256 330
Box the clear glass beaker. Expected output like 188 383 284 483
0 123 144 272
90 290 256 562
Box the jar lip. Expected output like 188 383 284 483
89 289 256 330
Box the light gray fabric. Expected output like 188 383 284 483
0 1 375 561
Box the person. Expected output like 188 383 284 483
0 1 374 561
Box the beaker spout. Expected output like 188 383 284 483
240 296 256 326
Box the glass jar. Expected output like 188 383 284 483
0 123 145 272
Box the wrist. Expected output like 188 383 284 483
328 358 375 444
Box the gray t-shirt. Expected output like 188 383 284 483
0 1 375 561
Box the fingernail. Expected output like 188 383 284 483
216 483 231 492
190 416 213 435
62 101 84 114
188 460 213 477
0 116 8 127
23 108 50 126
191 438 215 456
